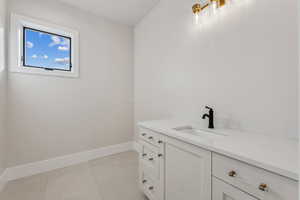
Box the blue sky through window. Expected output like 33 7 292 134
24 28 71 71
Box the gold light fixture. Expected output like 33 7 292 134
192 3 202 15
192 3 202 24
192 0 228 24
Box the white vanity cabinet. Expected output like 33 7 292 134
138 127 211 200
212 153 299 200
138 128 165 200
165 137 211 200
137 125 299 200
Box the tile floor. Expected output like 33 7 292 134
0 151 148 200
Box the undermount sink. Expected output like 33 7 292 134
173 126 227 138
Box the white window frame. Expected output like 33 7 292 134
10 14 79 78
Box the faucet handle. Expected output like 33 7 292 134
205 106 213 110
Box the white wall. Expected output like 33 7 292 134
134 0 298 138
0 0 7 175
7 0 134 167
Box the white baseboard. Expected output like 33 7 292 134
2 141 134 181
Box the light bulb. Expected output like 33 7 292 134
193 13 200 25
210 0 218 15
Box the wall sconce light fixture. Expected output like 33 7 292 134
192 0 228 24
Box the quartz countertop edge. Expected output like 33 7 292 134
138 120 299 181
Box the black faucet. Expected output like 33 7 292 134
202 106 214 129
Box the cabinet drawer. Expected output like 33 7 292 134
213 177 258 200
140 171 159 200
139 140 162 179
139 127 163 147
212 153 298 200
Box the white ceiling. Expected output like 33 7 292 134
58 0 160 26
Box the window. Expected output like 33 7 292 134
10 14 79 77
23 27 72 71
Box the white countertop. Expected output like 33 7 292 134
138 119 299 181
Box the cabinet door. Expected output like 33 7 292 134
165 140 211 200
213 177 258 200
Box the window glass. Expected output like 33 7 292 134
23 27 72 71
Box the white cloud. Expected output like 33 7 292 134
54 57 70 64
32 54 37 59
49 36 70 50
58 46 69 51
49 36 61 47
26 41 34 48
43 55 48 59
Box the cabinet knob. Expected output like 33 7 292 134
148 136 153 140
148 157 154 161
142 133 147 136
142 153 147 157
158 140 163 144
158 154 163 157
148 186 154 190
228 170 237 177
142 180 147 184
258 183 268 192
